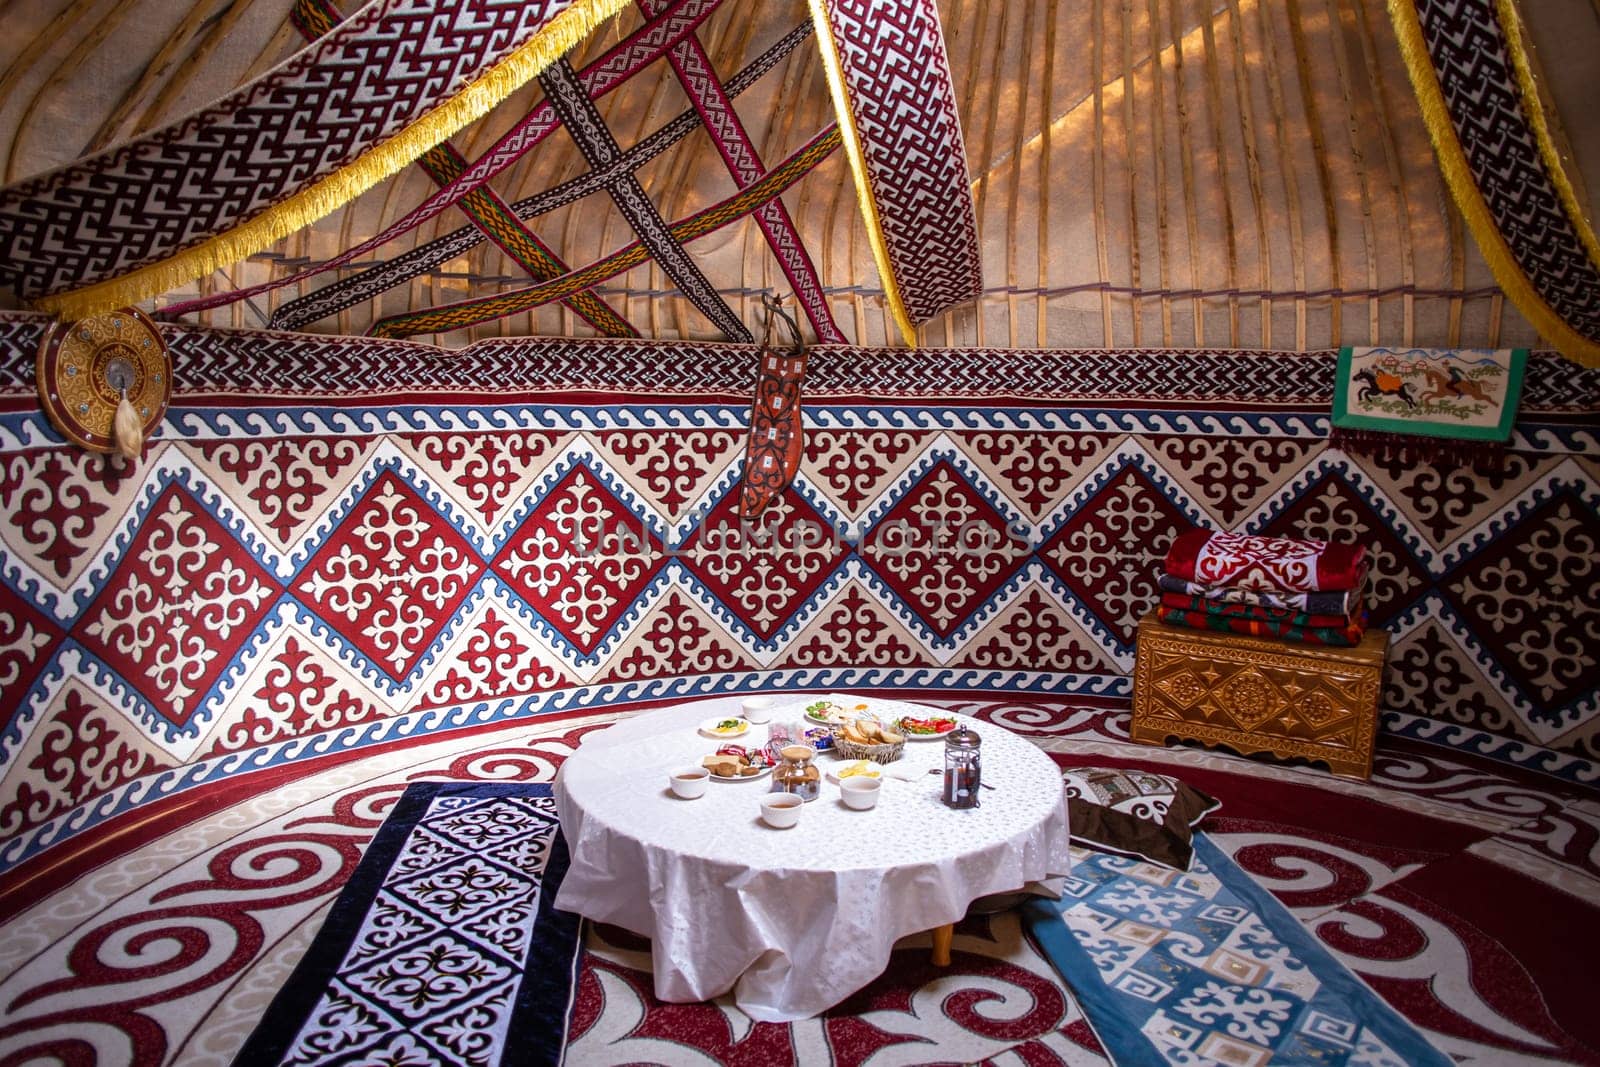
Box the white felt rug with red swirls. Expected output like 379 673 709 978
0 696 1595 1066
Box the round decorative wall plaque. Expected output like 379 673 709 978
36 307 171 455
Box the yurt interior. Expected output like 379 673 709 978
0 1 1597 1064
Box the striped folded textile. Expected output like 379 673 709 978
1157 573 1364 617
1157 605 1368 647
1165 529 1368 594
1158 593 1359 631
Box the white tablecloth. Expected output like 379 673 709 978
553 694 1072 1021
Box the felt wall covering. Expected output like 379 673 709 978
0 314 1596 873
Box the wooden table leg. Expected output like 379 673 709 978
931 923 953 966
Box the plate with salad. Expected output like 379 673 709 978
896 715 960 740
698 716 750 739
803 699 873 725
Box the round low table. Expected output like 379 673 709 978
553 693 1072 1022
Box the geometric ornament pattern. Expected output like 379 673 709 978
1406 0 1600 352
260 787 566 1067
0 322 1597 870
1028 838 1454 1067
0 0 603 303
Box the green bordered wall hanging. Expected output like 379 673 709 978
1331 345 1528 468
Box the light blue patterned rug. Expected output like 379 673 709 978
1023 834 1452 1067
233 782 580 1067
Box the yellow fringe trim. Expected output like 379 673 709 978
34 0 632 322
1386 0 1599 366
1493 0 1600 269
804 0 919 349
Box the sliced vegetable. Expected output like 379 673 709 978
898 715 958 735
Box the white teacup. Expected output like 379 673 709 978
840 776 882 810
760 792 804 828
741 695 776 724
669 767 710 799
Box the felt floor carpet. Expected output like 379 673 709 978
1024 836 1451 1067
1 698 1597 1066
231 782 580 1067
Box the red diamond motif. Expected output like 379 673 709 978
677 487 849 641
0 583 64 725
295 472 484 678
1039 464 1189 647
493 466 664 654
860 461 1030 638
77 485 279 726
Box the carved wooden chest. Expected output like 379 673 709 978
1130 612 1389 780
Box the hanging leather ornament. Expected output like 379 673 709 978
36 307 171 460
738 294 807 519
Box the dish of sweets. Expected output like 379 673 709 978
896 715 959 739
826 759 884 783
698 716 750 738
803 699 873 725
700 744 773 780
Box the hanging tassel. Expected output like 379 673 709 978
112 389 144 460
1327 427 1508 473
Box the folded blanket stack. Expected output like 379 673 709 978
1156 530 1370 647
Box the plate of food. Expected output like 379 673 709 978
699 716 750 739
896 715 959 740
826 758 885 783
700 745 773 781
803 698 873 725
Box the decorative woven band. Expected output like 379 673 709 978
1388 0 1600 365
638 0 844 343
537 57 750 341
269 21 815 333
368 127 841 338
0 0 634 318
160 0 725 320
290 0 636 338
806 0 983 345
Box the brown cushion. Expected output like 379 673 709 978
1061 766 1220 871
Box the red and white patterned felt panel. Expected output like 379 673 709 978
77 485 280 727
858 460 1030 638
295 471 485 678
491 465 667 655
0 329 1596 872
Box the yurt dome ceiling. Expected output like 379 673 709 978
0 0 1598 359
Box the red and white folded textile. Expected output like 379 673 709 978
1164 529 1369 594
1157 573 1366 617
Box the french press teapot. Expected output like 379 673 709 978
942 724 981 808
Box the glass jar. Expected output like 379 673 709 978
942 724 981 808
774 743 822 802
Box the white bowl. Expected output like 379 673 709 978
840 776 882 810
760 792 804 828
669 767 710 799
741 695 776 724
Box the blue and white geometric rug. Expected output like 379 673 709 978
1023 835 1454 1067
232 782 580 1067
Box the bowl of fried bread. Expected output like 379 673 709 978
830 719 905 764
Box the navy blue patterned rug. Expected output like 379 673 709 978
233 782 579 1067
